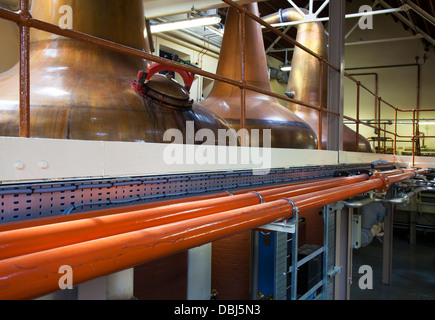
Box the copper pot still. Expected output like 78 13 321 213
263 8 374 152
201 3 318 149
0 0 234 145
0 0 238 301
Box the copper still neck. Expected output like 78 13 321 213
263 8 373 152
201 3 317 149
30 0 150 51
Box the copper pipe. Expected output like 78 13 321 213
378 97 382 152
318 58 323 150
1 169 425 300
239 7 247 139
412 109 416 167
0 175 369 260
356 82 361 152
18 0 30 138
394 108 398 155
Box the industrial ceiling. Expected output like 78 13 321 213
145 0 435 63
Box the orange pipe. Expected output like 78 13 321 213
0 173 401 300
0 200 293 300
0 174 368 260
0 175 365 233
0 169 416 233
0 191 230 232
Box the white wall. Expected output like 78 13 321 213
343 0 435 150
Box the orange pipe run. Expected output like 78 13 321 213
0 174 367 233
0 174 369 260
0 200 292 300
0 191 231 233
0 176 343 233
0 173 403 300
0 168 418 233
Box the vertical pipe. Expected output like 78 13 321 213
377 97 381 153
412 109 416 167
19 0 31 138
356 83 360 152
322 206 329 300
327 0 345 152
239 8 247 146
416 63 421 156
394 108 398 155
318 58 323 150
382 203 394 285
290 211 299 300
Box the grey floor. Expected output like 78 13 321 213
350 228 435 300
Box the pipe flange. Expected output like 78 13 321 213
370 172 391 194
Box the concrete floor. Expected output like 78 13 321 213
350 228 435 300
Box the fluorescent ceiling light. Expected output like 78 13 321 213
150 15 222 33
280 65 292 72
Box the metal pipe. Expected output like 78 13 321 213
374 187 426 205
0 175 369 260
341 197 374 208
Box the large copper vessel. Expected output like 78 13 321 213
263 8 374 152
201 3 318 149
202 3 316 301
0 0 239 300
0 0 233 145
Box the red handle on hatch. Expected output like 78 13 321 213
146 62 196 92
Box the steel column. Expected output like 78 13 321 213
327 0 345 152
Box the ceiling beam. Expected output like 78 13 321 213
404 0 435 27
377 0 435 47
142 0 266 19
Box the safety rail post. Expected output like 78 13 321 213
356 81 361 152
18 0 31 138
377 97 382 153
318 58 324 150
394 108 398 155
238 5 247 146
412 109 416 167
